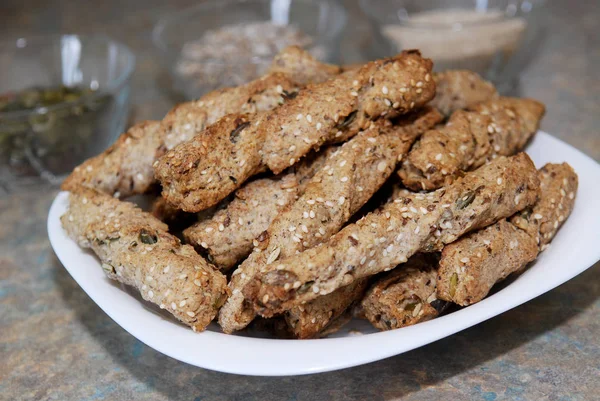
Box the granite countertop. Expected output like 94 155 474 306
1 1 599 400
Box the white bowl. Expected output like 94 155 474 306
48 131 600 376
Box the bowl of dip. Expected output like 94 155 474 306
359 0 545 91
0 34 134 191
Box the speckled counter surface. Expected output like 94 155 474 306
1 1 599 400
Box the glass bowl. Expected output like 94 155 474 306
153 0 347 100
0 34 134 191
359 0 545 92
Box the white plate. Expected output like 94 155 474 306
48 131 600 376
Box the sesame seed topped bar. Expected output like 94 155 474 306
155 50 435 213
218 107 442 334
398 97 545 191
246 153 540 317
61 47 339 198
436 163 578 305
60 186 229 332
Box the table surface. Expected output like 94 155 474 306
1 1 599 400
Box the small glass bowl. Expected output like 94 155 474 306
0 34 134 191
153 0 347 100
359 0 545 92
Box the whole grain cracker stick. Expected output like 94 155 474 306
62 48 340 198
183 147 336 271
218 107 442 334
398 97 545 191
183 174 299 271
60 186 229 332
361 254 450 331
430 70 498 117
247 153 540 316
155 50 435 212
437 163 577 305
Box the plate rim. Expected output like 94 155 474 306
47 131 600 376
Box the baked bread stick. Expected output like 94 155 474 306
430 70 498 117
246 153 540 316
218 107 442 333
183 174 299 271
437 163 577 305
361 254 449 331
62 48 340 198
155 50 435 212
398 97 545 191
60 186 229 332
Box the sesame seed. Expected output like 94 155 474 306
382 86 389 95
497 177 503 185
514 195 521 205
367 137 377 143
306 114 312 123
350 91 358 97
186 311 195 317
289 158 295 165
377 161 387 172
312 286 320 293
534 213 543 220
335 131 343 138
163 266 170 274
266 247 281 264
277 199 286 206
341 176 349 182
368 260 375 267
289 145 296 152
318 227 326 235
416 88 423 94
201 170 207 175
284 283 291 291
360 257 367 265
338 196 345 205
316 122 322 130
460 257 470 263
414 226 420 234
296 114 303 120
339 160 347 167
303 211 309 218
171 302 177 310
288 225 296 232
218 224 225 231
310 211 316 218
435 153 442 161
425 73 431 82
353 80 359 87
263 294 269 303
384 98 392 107
194 279 202 286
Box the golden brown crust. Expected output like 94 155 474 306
218 109 441 333
60 186 229 332
362 254 446 331
183 174 299 271
430 70 498 117
247 153 540 316
62 47 340 198
398 97 545 191
285 279 369 339
437 163 578 305
155 51 435 213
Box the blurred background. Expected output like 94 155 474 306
0 0 598 193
